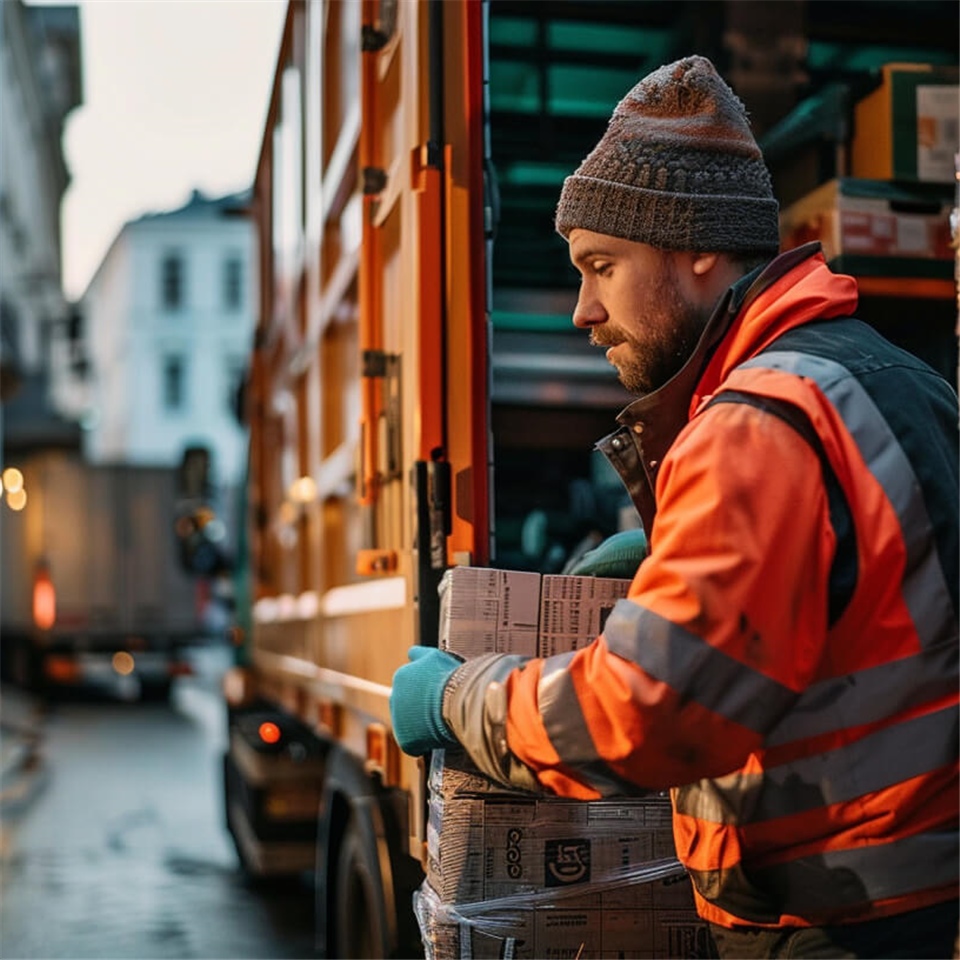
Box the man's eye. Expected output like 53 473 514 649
593 262 611 276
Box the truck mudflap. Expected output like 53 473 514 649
315 744 425 960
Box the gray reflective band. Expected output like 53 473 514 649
675 703 958 823
601 598 957 746
740 351 956 652
768 639 958 745
695 830 960 916
538 654 640 796
602 600 796 734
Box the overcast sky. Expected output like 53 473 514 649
53 0 288 299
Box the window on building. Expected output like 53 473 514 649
223 255 243 311
225 356 246 417
161 253 185 310
163 355 186 411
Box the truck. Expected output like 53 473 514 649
221 1 958 957
0 450 217 700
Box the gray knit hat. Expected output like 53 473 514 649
555 56 780 254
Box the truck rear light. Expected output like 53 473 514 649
45 655 79 683
259 721 282 745
32 562 56 631
111 651 135 675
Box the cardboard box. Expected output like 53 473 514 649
438 566 541 657
416 879 709 960
851 63 959 184
421 757 706 959
427 790 682 906
539 575 632 657
780 177 954 268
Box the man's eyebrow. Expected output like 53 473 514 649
570 245 616 267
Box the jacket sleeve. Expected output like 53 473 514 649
442 653 543 792
444 400 837 798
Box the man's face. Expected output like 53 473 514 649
568 229 712 396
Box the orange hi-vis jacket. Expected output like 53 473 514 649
443 244 960 929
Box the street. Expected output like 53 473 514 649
0 649 318 960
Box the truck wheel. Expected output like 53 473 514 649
333 815 387 959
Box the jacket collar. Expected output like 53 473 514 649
614 242 827 440
597 242 852 533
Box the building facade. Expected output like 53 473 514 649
0 0 82 445
72 189 256 491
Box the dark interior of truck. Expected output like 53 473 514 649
484 0 960 570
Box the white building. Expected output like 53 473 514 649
0 0 82 443
74 189 256 491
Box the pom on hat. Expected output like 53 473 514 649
555 56 780 254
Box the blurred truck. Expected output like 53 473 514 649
220 1 958 957
0 450 215 699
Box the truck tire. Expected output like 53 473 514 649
333 814 388 958
316 746 424 959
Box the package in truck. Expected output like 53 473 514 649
850 63 960 184
779 177 954 271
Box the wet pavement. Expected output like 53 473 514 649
0 681 47 821
0 651 318 959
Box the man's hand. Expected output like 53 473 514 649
390 646 462 756
565 528 648 579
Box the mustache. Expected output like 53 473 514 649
589 330 622 349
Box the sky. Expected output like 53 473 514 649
51 0 289 300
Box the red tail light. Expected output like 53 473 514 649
33 562 56 631
258 721 281 745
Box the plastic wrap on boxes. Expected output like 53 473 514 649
421 751 712 959
415 867 713 960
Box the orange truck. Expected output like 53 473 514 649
221 2 629 954
220 1 958 956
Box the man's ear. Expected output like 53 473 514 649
691 252 719 276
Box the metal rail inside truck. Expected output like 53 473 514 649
220 1 958 956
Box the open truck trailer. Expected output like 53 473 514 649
221 1 959 956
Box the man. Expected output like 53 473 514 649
390 56 959 958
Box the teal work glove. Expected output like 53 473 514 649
390 646 462 756
565 528 648 579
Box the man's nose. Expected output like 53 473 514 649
572 288 605 329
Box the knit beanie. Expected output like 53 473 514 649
555 56 780 254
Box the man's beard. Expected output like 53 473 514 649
592 268 709 396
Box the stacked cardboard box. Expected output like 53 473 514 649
438 566 542 658
539 574 632 657
426 568 711 957
779 177 953 272
850 63 959 186
419 749 709 959
438 567 633 659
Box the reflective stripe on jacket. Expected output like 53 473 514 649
442 245 960 928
